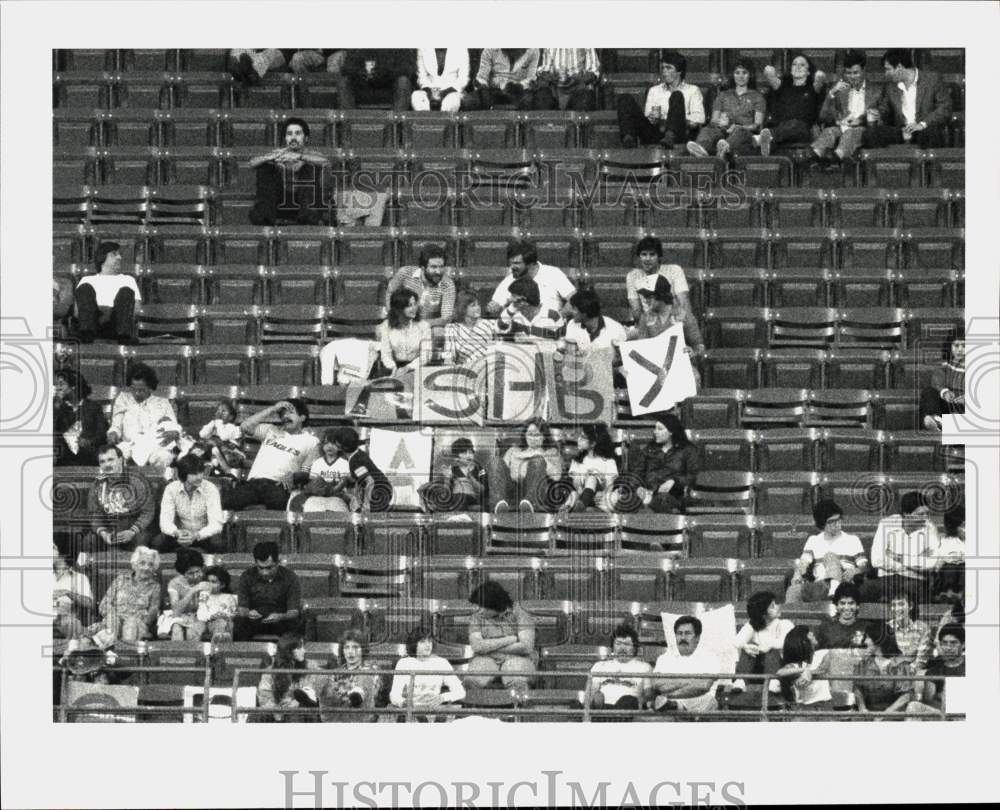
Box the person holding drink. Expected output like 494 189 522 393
618 50 705 148
810 50 886 165
687 57 765 158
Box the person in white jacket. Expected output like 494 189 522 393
389 627 466 721
412 48 469 112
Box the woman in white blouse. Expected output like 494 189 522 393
564 422 619 513
732 590 794 693
376 289 432 376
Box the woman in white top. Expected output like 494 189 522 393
53 546 93 639
412 48 469 112
733 591 795 693
776 626 833 710
107 362 178 468
389 627 466 721
376 289 432 375
443 290 497 366
564 422 619 513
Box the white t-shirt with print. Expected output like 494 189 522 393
248 425 320 486
589 657 653 705
491 263 576 314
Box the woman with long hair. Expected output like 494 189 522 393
374 289 432 376
257 633 328 722
488 417 567 514
389 625 466 721
618 412 699 514
852 622 912 714
443 289 497 365
319 629 382 722
756 52 827 155
53 368 108 467
687 58 766 159
732 590 795 694
775 626 834 710
565 422 619 513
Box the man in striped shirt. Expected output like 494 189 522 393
535 48 601 111
386 244 455 328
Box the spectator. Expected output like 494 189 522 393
586 624 652 714
198 399 242 445
287 48 345 75
295 430 352 513
386 244 456 328
863 48 952 149
421 437 487 513
687 58 765 159
390 626 467 719
107 362 178 468
411 48 469 112
627 275 705 363
337 49 415 111
52 545 94 640
374 289 433 376
756 53 827 156
320 629 381 723
732 591 794 693
153 455 225 553
53 368 108 467
99 546 162 642
852 622 912 714
786 499 868 603
443 290 498 365
906 623 965 717
470 48 540 110
73 241 139 345
625 237 704 352
564 423 619 513
328 427 394 512
563 287 627 356
197 399 245 480
534 48 600 111
933 506 965 602
495 277 566 341
810 50 884 166
197 565 237 643
617 412 698 514
651 615 721 713
222 398 320 511
164 547 210 641
257 633 328 722
487 239 575 318
489 417 565 514
887 592 932 674
775 626 834 711
229 49 286 86
862 491 940 605
920 332 965 432
815 582 868 650
248 117 328 226
619 50 705 149
86 444 155 551
234 541 302 641
466 582 536 689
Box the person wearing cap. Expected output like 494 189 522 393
73 241 140 345
328 426 394 512
153 454 225 553
862 491 941 605
651 615 720 713
626 237 703 342
99 546 162 642
106 361 178 468
786 500 868 603
248 117 330 226
222 398 320 511
627 273 704 391
487 239 575 319
234 541 302 641
496 277 566 341
618 50 705 149
86 444 156 551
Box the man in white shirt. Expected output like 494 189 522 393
811 50 885 164
652 615 719 713
153 454 225 552
617 50 705 149
222 398 320 511
625 237 704 352
587 624 653 713
495 277 566 341
788 499 869 602
563 287 627 354
487 239 575 318
74 241 140 345
862 491 940 604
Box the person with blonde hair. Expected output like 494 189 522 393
99 546 162 642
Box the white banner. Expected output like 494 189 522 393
368 427 433 509
620 324 697 416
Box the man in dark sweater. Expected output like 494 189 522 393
85 444 156 551
248 118 329 226
906 623 965 716
234 541 302 641
815 582 869 650
337 49 415 111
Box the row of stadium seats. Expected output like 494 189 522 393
53 144 966 189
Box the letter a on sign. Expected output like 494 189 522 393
620 323 697 415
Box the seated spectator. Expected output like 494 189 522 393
863 48 952 150
627 275 705 361
852 622 912 714
906 623 965 717
564 423 619 513
469 48 540 110
861 491 940 605
443 290 498 365
775 626 834 711
327 427 394 512
164 548 210 641
586 624 652 714
257 633 328 722
534 48 600 111
887 592 932 674
99 546 161 642
197 565 237 643
86 444 155 552
107 362 177 468
616 412 698 514
337 49 415 111
234 541 302 641
495 277 566 341
53 545 94 640
732 591 794 693
466 582 536 689
489 417 566 514
319 629 381 723
487 239 576 318
421 437 487 513
294 430 352 513
810 49 884 166
563 287 627 356
248 118 328 226
390 626 467 719
197 399 245 480
229 49 286 86
287 48 345 75
198 399 242 445
374 290 432 377
920 332 965 432
411 48 469 112
74 241 139 346
53 368 108 468
756 53 827 156
651 615 720 713
222 399 320 511
619 50 705 149
386 244 456 328
687 58 765 159
786 499 868 603
53 275 75 325
815 582 869 650
152 455 225 553
933 506 965 602
625 237 704 351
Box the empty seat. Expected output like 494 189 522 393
771 228 834 269
699 348 760 390
708 228 770 268
692 428 754 472
667 558 737 602
861 149 923 188
203 265 267 305
838 308 906 351
703 307 768 349
761 349 826 388
459 112 520 149
825 349 892 390
924 148 964 188
268 265 332 306
820 428 884 472
687 471 754 515
755 428 820 471
686 516 755 559
681 388 742 429
273 227 335 266
755 471 818 516
805 389 872 428
741 388 808 429
769 265 830 308
733 156 793 188
884 431 947 473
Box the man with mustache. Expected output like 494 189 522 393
248 117 329 226
651 616 720 713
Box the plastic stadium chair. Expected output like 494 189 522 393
69 344 129 388
757 518 807 559
667 558 738 602
883 431 948 473
681 388 742 430
255 344 320 386
228 511 295 554
771 227 835 270
805 388 873 428
687 471 755 515
827 188 888 228
399 112 459 150
738 558 791 602
360 515 430 556
755 471 820 516
820 428 885 473
692 428 755 472
486 514 555 556
419 555 477 603
761 349 826 388
769 265 831 310
838 308 906 352
825 349 892 390
160 109 223 148
330 267 389 306
893 266 960 309
136 304 199 343
703 190 762 229
755 427 820 472
923 148 964 189
191 346 255 386
732 155 793 188
699 348 761 390
830 267 894 308
54 110 103 149
267 265 333 306
523 112 581 149
459 111 521 149
708 228 770 268
741 388 808 429
903 228 963 271
703 307 769 349
331 555 414 600
686 515 755 559
273 226 336 266
126 344 193 387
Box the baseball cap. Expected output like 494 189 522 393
637 274 673 302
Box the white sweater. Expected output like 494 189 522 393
389 655 466 707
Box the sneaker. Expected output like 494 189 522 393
517 499 535 513
716 139 730 159
686 141 709 157
493 500 510 515
924 415 943 432
758 128 772 157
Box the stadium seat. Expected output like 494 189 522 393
687 471 754 515
757 518 806 559
399 112 459 150
703 307 769 350
733 156 793 188
398 187 456 227
692 429 755 473
54 73 113 109
580 111 621 150
127 344 193 387
817 472 895 519
199 305 256 346
686 516 755 559
54 147 100 186
893 266 960 308
53 185 92 225
741 388 807 429
524 112 581 149
667 558 737 602
769 307 836 350
680 388 742 430
273 227 335 266
146 225 211 264
830 267 893 308
825 349 892 390
903 228 963 270
212 642 270 688
459 112 521 149
872 390 921 432
906 308 964 350
267 265 332 306
259 304 325 345
617 513 684 554
147 185 211 226
486 514 555 556
516 188 579 230
755 471 819 516
738 558 791 602
761 349 826 388
805 388 872 428
229 512 295 553
699 349 760 390
70 343 128 388
335 227 396 266
54 110 103 150
890 188 950 228
755 427 819 472
136 304 199 343
537 557 608 604
191 346 254 386
360 515 430 556
860 149 923 189
598 148 668 188
771 228 834 269
466 148 535 190
924 148 964 188
884 431 948 473
572 601 644 645
708 228 769 268
256 344 319 385
113 73 172 109
819 428 884 472
331 555 414 599
538 644 608 690
838 308 906 351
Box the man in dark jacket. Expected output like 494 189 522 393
86 444 156 550
863 48 953 149
337 49 415 111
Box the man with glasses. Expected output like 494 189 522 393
863 491 941 604
585 624 653 713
